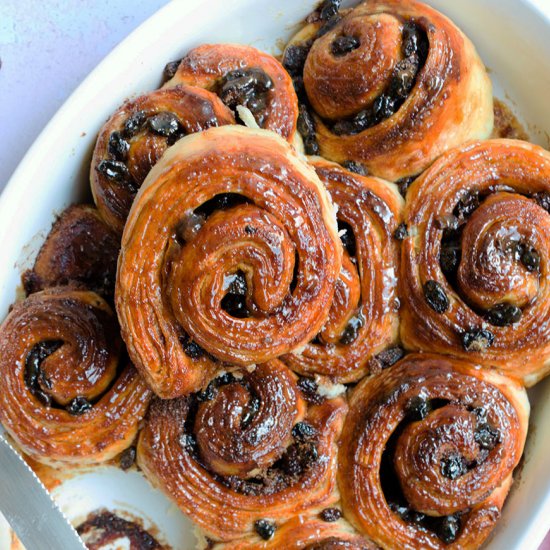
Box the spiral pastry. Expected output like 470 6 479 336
282 158 403 382
22 204 119 299
283 0 493 180
163 44 298 143
401 139 550 386
339 353 529 550
116 125 342 398
0 287 151 466
215 516 375 549
91 85 235 233
137 360 347 542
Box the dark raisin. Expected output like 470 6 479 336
403 22 429 63
389 503 425 524
406 395 431 421
486 303 522 327
297 377 324 404
331 35 360 57
297 104 318 154
341 161 368 175
282 44 311 76
254 519 276 540
180 433 197 452
475 423 500 450
440 454 467 480
219 68 273 113
108 131 130 161
339 314 364 345
221 293 250 318
317 15 342 39
435 515 461 544
196 383 218 402
119 446 136 470
180 335 205 360
123 111 147 137
319 0 342 21
376 346 405 369
423 280 450 313
454 192 480 220
163 58 181 82
216 372 237 386
472 406 488 423
320 508 342 522
394 223 408 241
338 221 356 257
25 340 63 402
520 246 540 272
532 191 550 212
372 95 397 123
396 176 415 197
278 442 318 476
389 55 419 100
147 112 183 139
440 247 460 276
292 421 317 442
292 75 307 102
227 271 247 295
245 225 256 235
97 159 130 182
462 329 494 352
67 396 93 415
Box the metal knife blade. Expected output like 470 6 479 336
0 428 86 550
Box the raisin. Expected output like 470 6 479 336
282 44 311 76
97 159 130 182
123 111 147 137
147 112 182 139
67 396 93 415
396 176 415 197
108 131 130 161
440 247 460 276
162 58 181 82
179 335 206 360
389 54 420 99
372 95 397 123
338 221 356 257
119 446 136 470
221 293 250 318
341 161 368 175
394 223 408 241
533 191 550 212
339 314 364 345
331 36 360 56
406 395 431 421
440 454 467 480
254 519 276 540
423 280 450 313
520 246 540 272
376 346 405 369
319 0 342 21
475 423 500 450
241 395 261 429
320 508 342 522
297 377 324 404
486 303 522 327
454 192 480 220
461 329 494 352
292 421 317 442
435 515 461 544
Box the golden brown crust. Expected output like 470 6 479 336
0 287 151 466
164 44 298 143
91 85 235 233
116 125 342 398
400 139 550 386
137 360 347 542
286 0 493 180
218 516 376 549
282 158 403 382
338 353 529 550
22 204 119 299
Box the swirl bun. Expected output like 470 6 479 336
338 353 529 549
137 361 347 541
91 85 235 233
284 0 493 180
0 288 151 465
400 139 550 386
282 158 403 382
163 44 298 143
116 125 342 398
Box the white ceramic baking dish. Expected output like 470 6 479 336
1 0 549 548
